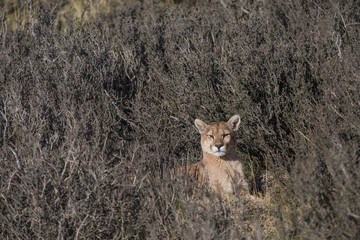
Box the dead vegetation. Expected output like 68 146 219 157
1 0 360 239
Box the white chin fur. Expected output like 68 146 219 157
213 151 226 157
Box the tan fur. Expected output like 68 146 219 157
177 115 249 195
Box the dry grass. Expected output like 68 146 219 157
1 0 360 239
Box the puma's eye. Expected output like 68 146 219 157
222 134 230 138
207 135 214 139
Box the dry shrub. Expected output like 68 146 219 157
1 0 359 239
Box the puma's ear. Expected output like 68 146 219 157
227 115 241 132
195 119 207 134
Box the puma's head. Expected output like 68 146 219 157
194 115 241 157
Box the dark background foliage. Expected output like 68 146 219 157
1 0 359 239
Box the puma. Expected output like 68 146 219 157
176 115 249 195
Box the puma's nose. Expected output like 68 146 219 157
215 144 224 150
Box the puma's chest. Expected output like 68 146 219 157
200 161 243 193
